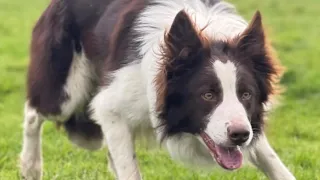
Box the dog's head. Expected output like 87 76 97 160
155 10 283 170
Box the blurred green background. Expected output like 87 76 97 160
0 0 319 179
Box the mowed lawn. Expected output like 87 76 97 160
0 0 319 179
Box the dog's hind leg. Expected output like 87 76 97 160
246 133 296 180
20 102 44 180
20 0 85 178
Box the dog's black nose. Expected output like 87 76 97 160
227 126 250 145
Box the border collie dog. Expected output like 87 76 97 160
20 0 296 179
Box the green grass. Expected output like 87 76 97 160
0 0 319 179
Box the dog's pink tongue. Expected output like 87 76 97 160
215 145 243 170
200 132 243 170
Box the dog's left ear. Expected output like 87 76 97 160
236 11 265 57
236 11 281 102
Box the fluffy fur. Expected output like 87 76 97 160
20 0 295 180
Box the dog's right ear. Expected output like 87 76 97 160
155 10 209 139
161 10 208 80
165 10 202 57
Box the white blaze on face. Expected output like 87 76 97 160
205 60 253 146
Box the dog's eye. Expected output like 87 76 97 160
241 92 251 101
201 92 215 101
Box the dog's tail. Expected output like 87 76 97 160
62 112 104 151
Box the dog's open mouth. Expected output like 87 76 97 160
200 132 243 170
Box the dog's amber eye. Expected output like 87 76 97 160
202 92 215 101
241 92 251 100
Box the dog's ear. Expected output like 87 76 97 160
162 10 208 80
236 11 265 57
235 11 282 102
155 10 209 139
165 10 203 56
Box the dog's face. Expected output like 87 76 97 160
155 10 282 170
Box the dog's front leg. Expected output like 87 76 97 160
246 133 296 180
20 102 44 180
91 91 142 180
100 112 141 180
90 64 145 179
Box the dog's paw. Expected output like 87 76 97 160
20 158 42 180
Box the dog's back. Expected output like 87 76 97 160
27 0 144 112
